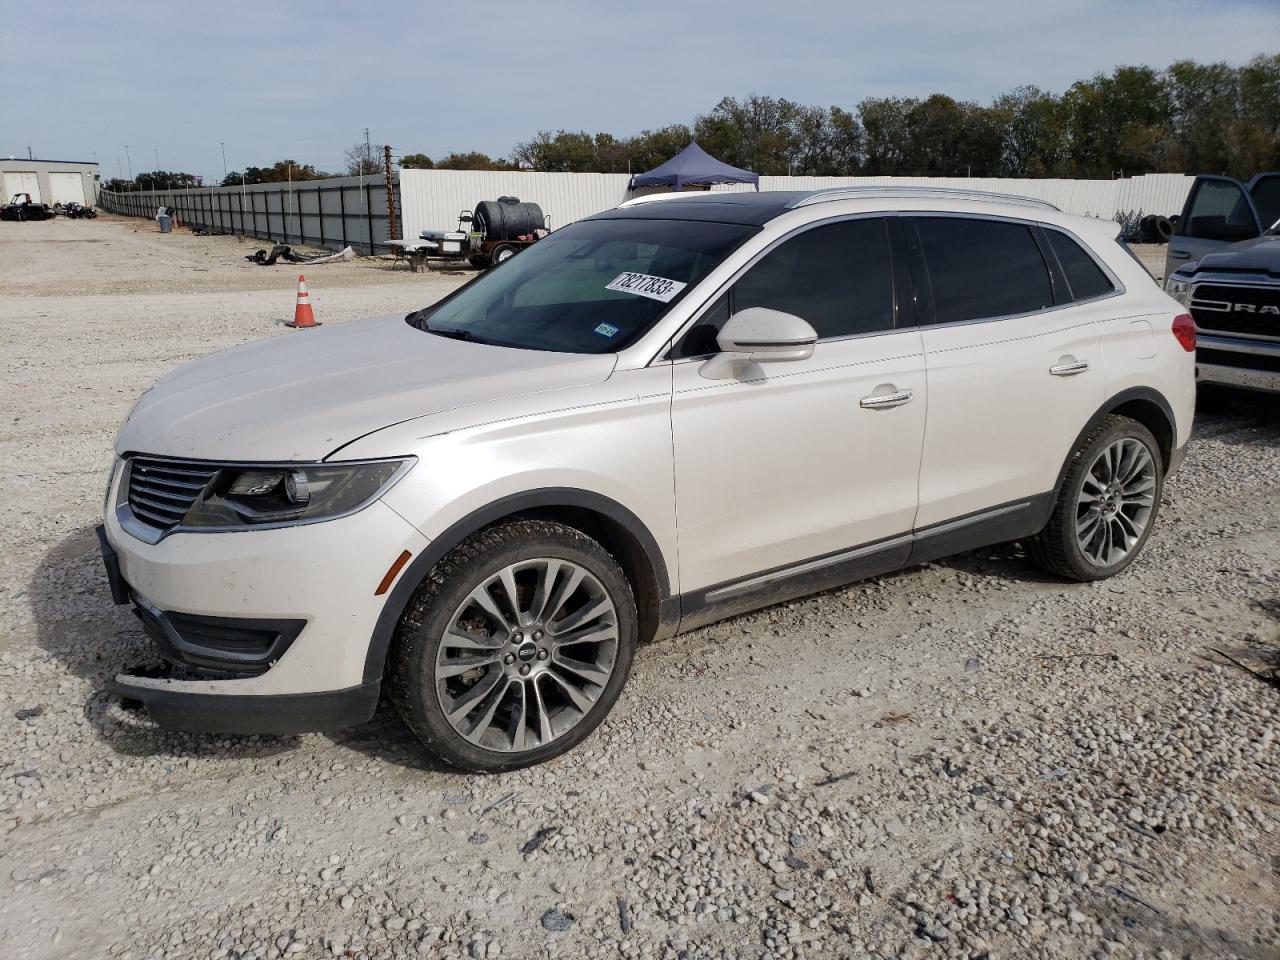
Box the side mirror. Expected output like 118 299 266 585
717 307 817 362
700 307 818 380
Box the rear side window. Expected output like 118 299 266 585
1045 229 1116 301
914 217 1053 324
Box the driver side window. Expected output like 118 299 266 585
672 217 895 359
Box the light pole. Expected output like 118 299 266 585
125 145 132 183
221 141 227 181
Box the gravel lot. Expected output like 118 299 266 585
0 217 1276 960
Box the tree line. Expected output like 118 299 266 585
510 56 1278 180
102 55 1278 194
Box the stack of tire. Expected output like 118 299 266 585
1137 214 1175 244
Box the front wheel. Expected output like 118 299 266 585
1027 415 1163 581
490 244 516 266
388 519 637 772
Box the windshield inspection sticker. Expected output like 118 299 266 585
594 322 620 338
606 272 687 303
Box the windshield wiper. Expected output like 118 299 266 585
427 326 473 341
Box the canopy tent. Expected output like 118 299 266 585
629 141 759 191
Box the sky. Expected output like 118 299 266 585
3 0 1276 182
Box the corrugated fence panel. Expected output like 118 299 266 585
398 170 632 240
105 170 1197 251
735 174 1193 218
402 171 1192 233
99 174 398 253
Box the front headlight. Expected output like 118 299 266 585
1165 276 1192 306
181 458 414 528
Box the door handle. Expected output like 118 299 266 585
1050 359 1089 377
1168 250 1191 260
860 389 913 409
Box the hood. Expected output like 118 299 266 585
1177 234 1280 279
117 314 617 461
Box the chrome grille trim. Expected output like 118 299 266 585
125 457 218 534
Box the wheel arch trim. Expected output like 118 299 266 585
1054 386 1178 497
363 487 672 683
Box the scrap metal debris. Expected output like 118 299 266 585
245 244 355 266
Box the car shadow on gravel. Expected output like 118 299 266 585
31 524 297 760
323 706 458 773
934 541 1073 585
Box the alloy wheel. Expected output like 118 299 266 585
1075 437 1156 567
434 558 619 752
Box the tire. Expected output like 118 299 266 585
490 244 516 266
387 519 637 772
1027 415 1163 582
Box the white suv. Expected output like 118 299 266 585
99 188 1195 771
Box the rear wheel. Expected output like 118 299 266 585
388 519 637 772
1027 415 1163 581
491 244 516 266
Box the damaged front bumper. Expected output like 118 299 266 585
105 671 380 736
96 522 387 735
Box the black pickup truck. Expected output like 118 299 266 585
1165 173 1280 395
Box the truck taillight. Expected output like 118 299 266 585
1172 314 1196 353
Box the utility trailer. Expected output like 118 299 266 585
405 197 549 271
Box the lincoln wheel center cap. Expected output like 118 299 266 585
516 642 538 663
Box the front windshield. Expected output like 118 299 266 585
408 217 758 353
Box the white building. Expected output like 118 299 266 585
0 157 99 206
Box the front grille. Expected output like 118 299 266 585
1198 347 1280 374
126 457 219 531
1190 284 1280 339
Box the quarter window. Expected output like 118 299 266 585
673 218 896 358
1045 230 1115 301
914 217 1054 324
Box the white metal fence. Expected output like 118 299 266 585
398 170 1194 239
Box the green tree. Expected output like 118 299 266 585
134 170 200 190
858 97 912 174
400 153 435 169
994 86 1070 176
434 151 514 171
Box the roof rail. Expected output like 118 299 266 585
787 185 1060 212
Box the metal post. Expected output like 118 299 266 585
316 186 325 249
384 145 397 242
339 185 348 249
365 183 374 254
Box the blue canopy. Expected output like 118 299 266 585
629 141 759 191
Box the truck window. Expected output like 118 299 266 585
1182 179 1260 242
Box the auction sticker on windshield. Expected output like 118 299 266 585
605 272 688 303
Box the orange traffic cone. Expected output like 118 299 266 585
286 275 320 328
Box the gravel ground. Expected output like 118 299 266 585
0 219 1276 960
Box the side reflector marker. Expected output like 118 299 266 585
375 550 413 596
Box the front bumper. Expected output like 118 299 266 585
105 673 381 735
1196 334 1280 395
97 483 431 734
